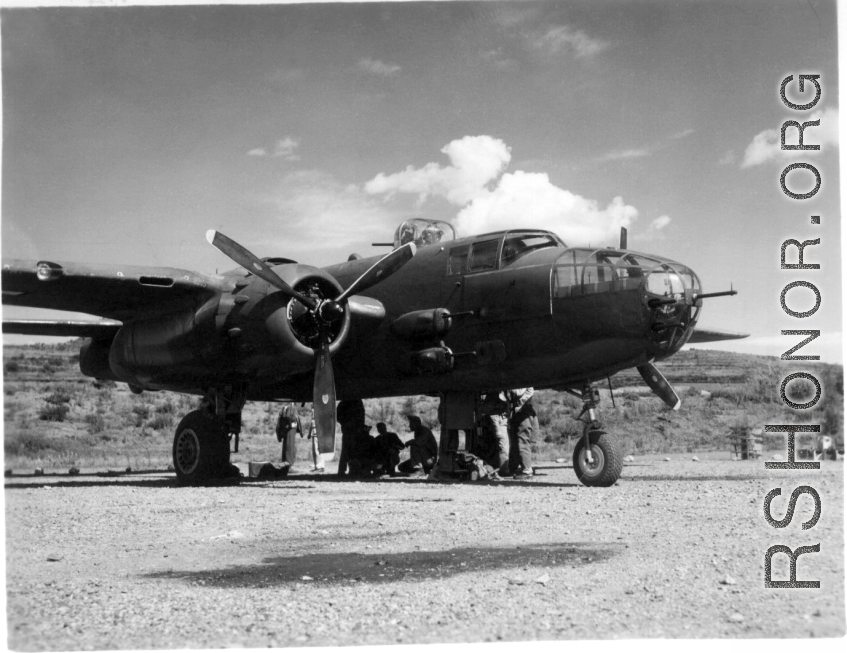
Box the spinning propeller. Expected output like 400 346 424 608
206 230 415 452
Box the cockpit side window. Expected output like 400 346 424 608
501 235 559 266
468 239 500 272
447 245 469 276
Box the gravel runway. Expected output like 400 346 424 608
4 456 844 649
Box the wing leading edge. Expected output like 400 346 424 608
2 259 226 321
687 329 750 343
2 319 122 339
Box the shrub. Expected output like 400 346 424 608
39 403 69 422
131 405 150 427
5 430 69 458
368 398 395 425
4 361 20 374
147 413 174 431
85 412 106 434
46 391 72 405
155 400 176 415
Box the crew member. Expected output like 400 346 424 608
398 415 438 475
349 424 379 477
374 422 404 477
305 407 326 473
507 387 537 478
480 392 510 476
337 399 365 476
275 402 301 472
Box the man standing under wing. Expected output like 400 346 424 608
276 402 301 474
508 387 537 478
305 407 326 473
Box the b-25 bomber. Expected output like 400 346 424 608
2 218 745 486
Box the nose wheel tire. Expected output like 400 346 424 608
572 429 622 487
172 410 231 484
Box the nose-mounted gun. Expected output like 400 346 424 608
648 285 737 309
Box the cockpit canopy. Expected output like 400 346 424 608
446 230 565 275
394 219 457 249
553 249 700 296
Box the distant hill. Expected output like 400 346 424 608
2 341 842 468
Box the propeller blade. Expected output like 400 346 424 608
313 337 337 455
637 362 681 410
206 230 317 309
336 242 416 304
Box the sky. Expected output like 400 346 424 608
0 0 842 363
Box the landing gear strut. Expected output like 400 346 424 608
172 384 246 484
569 383 623 487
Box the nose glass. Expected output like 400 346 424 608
643 264 700 353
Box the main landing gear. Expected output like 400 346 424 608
568 383 623 487
172 385 246 484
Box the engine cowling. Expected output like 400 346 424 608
262 264 352 361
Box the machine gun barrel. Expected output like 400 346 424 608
695 289 738 300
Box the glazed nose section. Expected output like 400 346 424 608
642 263 700 356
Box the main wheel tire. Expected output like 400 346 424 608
572 429 623 487
172 410 231 484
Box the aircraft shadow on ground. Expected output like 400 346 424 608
145 541 621 588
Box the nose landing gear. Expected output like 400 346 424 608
569 383 623 487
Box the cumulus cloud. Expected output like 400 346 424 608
365 136 512 206
650 215 672 231
265 170 397 254
364 135 640 246
533 25 609 58
741 106 839 168
358 58 401 77
248 137 301 161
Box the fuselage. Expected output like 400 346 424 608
95 229 702 401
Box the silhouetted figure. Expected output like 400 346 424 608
398 415 438 475
374 422 404 476
336 399 365 476
276 403 301 471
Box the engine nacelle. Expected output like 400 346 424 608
79 338 121 381
392 308 452 340
107 263 352 389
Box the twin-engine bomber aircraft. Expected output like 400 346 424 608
2 219 745 486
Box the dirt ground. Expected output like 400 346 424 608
4 455 844 650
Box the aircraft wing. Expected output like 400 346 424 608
2 259 226 322
2 319 123 339
687 328 750 343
